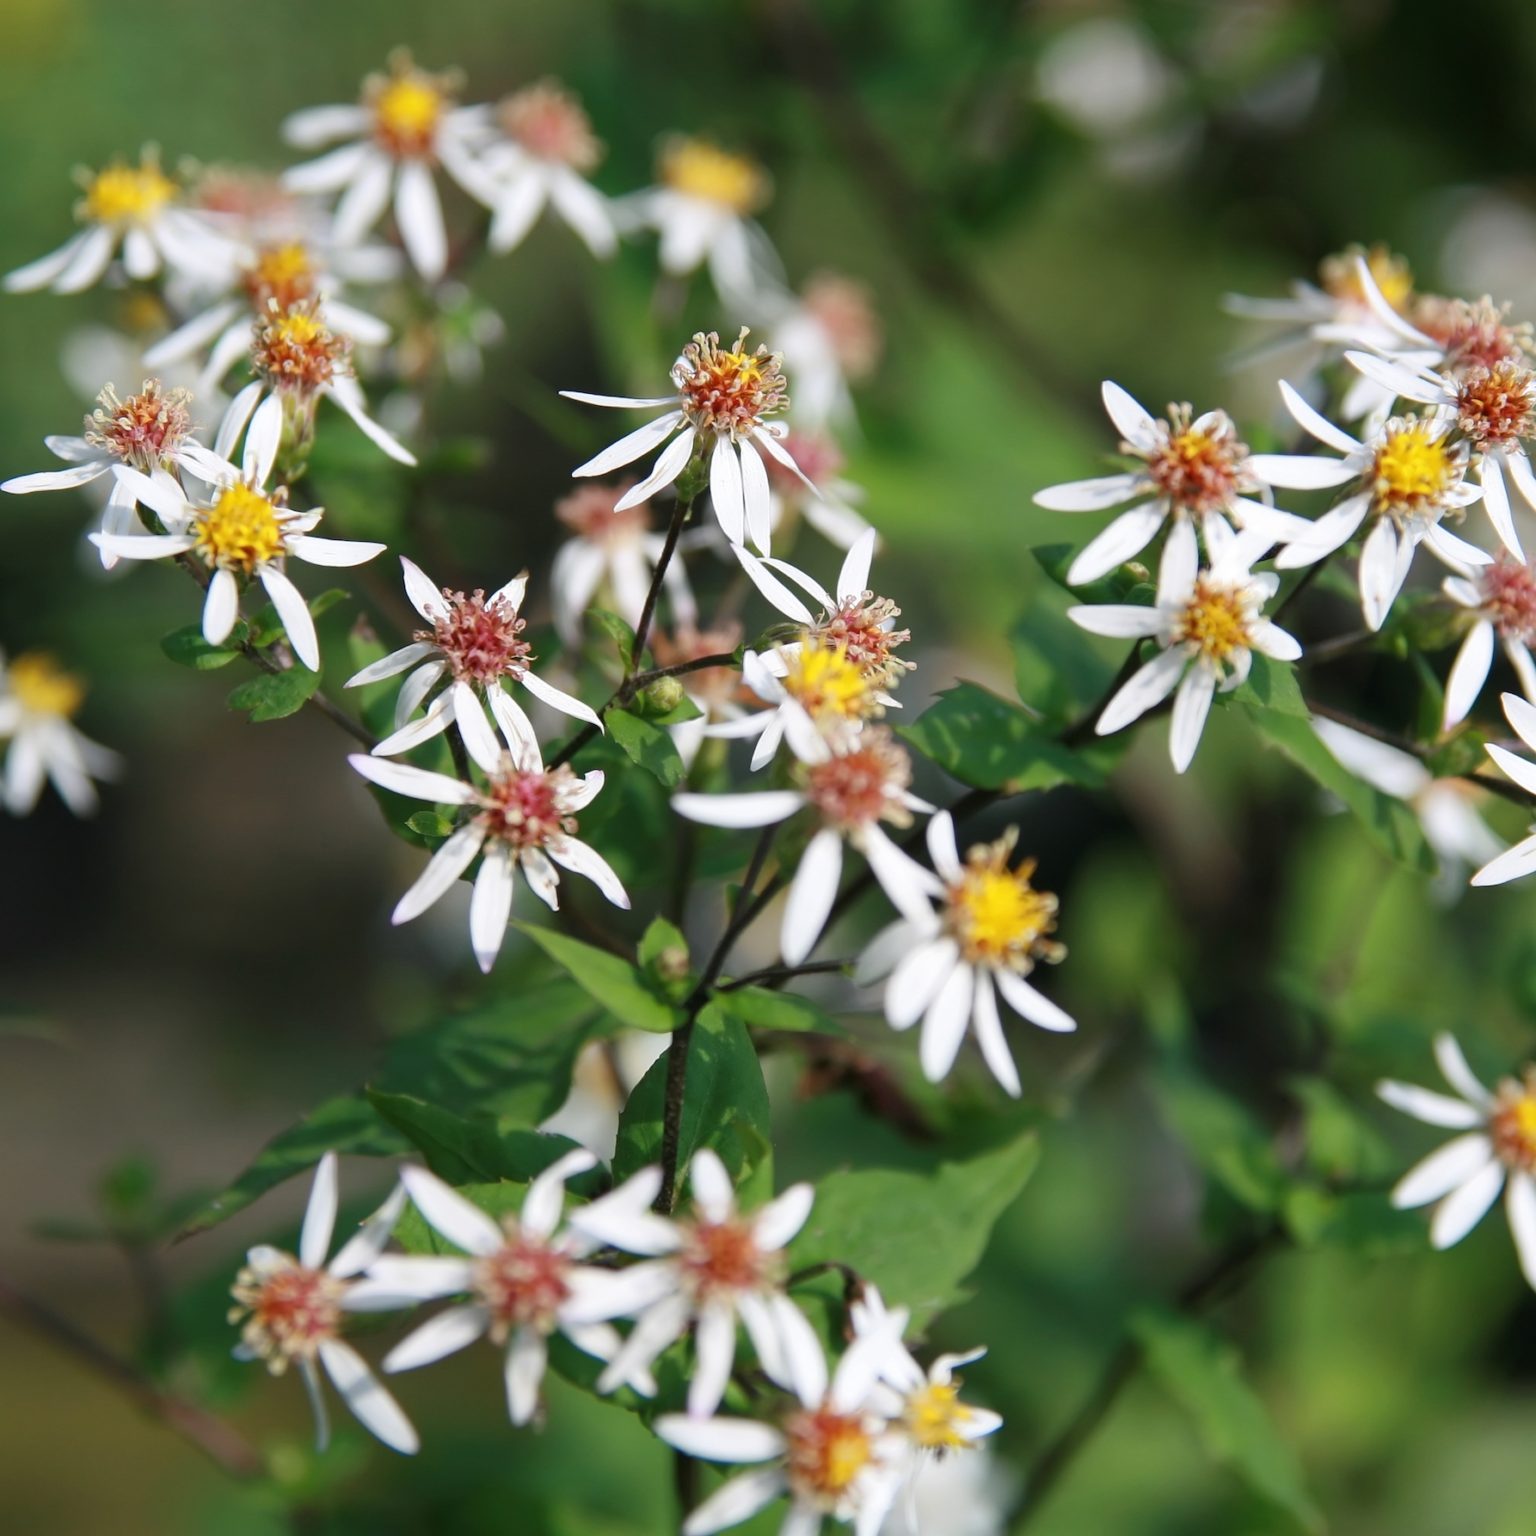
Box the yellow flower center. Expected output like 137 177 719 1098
945 835 1063 972
660 138 767 214
1173 578 1252 664
904 1382 975 1452
7 652 85 719
372 74 443 156
82 159 177 226
1320 243 1413 313
195 484 286 573
780 639 875 722
786 1407 873 1502
1493 1075 1536 1171
1372 421 1457 514
245 242 316 309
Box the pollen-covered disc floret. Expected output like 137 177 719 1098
1171 574 1258 668
242 241 319 311
1478 557 1536 644
478 762 583 851
814 592 913 689
786 1406 876 1507
1371 415 1469 521
1412 295 1533 376
1454 359 1536 450
229 1251 345 1373
780 636 881 727
801 727 914 833
7 653 85 722
472 1225 574 1341
1491 1072 1536 1172
84 381 193 473
1140 404 1252 516
366 50 458 159
79 152 178 229
500 79 602 170
902 1379 978 1452
253 299 352 395
659 137 768 215
674 327 788 440
943 831 1064 976
192 481 288 574
1320 242 1413 315
422 587 532 686
676 1215 782 1299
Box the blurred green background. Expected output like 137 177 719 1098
7 1 1536 1532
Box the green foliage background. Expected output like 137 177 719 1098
5 1 1536 1533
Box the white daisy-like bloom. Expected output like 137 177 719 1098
655 1312 906 1536
1377 1033 1536 1289
227 1152 417 1455
346 556 602 758
348 727 628 973
622 136 777 301
854 812 1075 1096
565 1149 815 1420
2 380 233 570
359 1155 648 1425
1471 692 1536 887
237 297 416 467
1222 243 1422 422
763 430 873 552
5 147 241 296
548 481 697 648
1032 380 1312 587
761 272 883 431
562 326 814 555
459 79 616 258
1311 718 1502 897
1069 521 1301 773
674 726 940 965
1440 556 1536 728
0 650 121 817
1248 382 1492 631
90 392 385 671
144 237 393 395
849 1287 1003 1471
281 50 491 283
1343 347 1536 560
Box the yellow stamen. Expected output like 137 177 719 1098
1373 422 1455 509
904 1382 975 1452
1173 578 1251 664
781 639 874 721
8 653 85 719
660 138 767 214
1320 243 1413 313
946 834 1062 971
195 484 285 573
81 158 177 226
372 74 443 155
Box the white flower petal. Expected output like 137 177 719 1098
1507 1174 1536 1291
547 835 630 910
919 962 974 1083
259 567 320 672
572 410 684 478
1169 665 1217 774
782 827 843 965
400 1164 504 1255
395 160 448 280
1445 621 1496 730
1066 503 1165 586
1391 1133 1495 1209
656 1415 787 1464
970 971 1021 1097
1096 648 1188 735
384 1305 490 1373
1430 1158 1506 1248
1100 380 1158 452
673 790 804 828
886 939 960 1030
317 1339 419 1454
1033 472 1141 513
689 1300 740 1417
300 1152 339 1270
393 823 486 925
1375 1081 1483 1130
993 969 1077 1032
506 1327 549 1425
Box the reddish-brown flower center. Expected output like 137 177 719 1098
814 594 912 690
253 300 350 394
1479 556 1536 643
478 765 580 850
802 728 911 832
1455 360 1536 449
677 1217 776 1297
555 482 650 544
674 328 788 438
424 589 532 685
785 1406 874 1504
1414 296 1532 376
84 380 192 471
1142 406 1248 514
500 80 602 170
473 1230 573 1339
229 1254 344 1370
800 272 883 380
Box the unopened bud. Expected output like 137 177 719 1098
637 676 686 717
654 944 691 984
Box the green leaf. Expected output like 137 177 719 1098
1229 653 1308 717
900 681 1111 791
614 1004 771 1194
607 706 687 788
1010 603 1118 725
227 665 320 722
1243 707 1436 873
248 588 350 649
788 1134 1039 1330
715 985 846 1035
1281 1184 1426 1256
520 925 683 1033
179 1095 407 1238
589 607 638 666
405 810 456 839
161 623 247 670
1133 1309 1324 1533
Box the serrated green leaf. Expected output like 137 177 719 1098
715 985 846 1035
614 1004 771 1193
607 706 687 787
227 665 320 722
900 681 1112 791
1133 1309 1324 1533
520 924 683 1033
161 623 247 670
1245 707 1436 873
787 1134 1039 1330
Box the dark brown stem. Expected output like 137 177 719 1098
718 958 851 992
0 1273 265 1480
629 489 694 681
